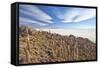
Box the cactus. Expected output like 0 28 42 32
19 26 96 64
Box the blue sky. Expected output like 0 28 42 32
19 4 96 29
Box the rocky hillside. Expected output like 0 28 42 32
19 26 96 64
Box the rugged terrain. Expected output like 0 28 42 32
19 26 96 64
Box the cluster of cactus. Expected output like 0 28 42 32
19 26 96 64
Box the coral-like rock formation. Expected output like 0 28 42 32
19 26 96 64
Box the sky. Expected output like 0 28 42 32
19 4 96 29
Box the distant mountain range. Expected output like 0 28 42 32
19 26 96 64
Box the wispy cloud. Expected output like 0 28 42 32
62 8 96 23
19 16 48 26
74 9 96 22
19 5 96 29
51 7 64 19
19 5 53 24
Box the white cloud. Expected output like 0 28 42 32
62 8 79 23
74 9 96 22
62 8 96 23
19 5 53 24
19 17 48 26
51 7 64 19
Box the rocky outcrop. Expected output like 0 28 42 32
19 26 96 64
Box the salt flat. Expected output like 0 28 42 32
36 29 96 43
